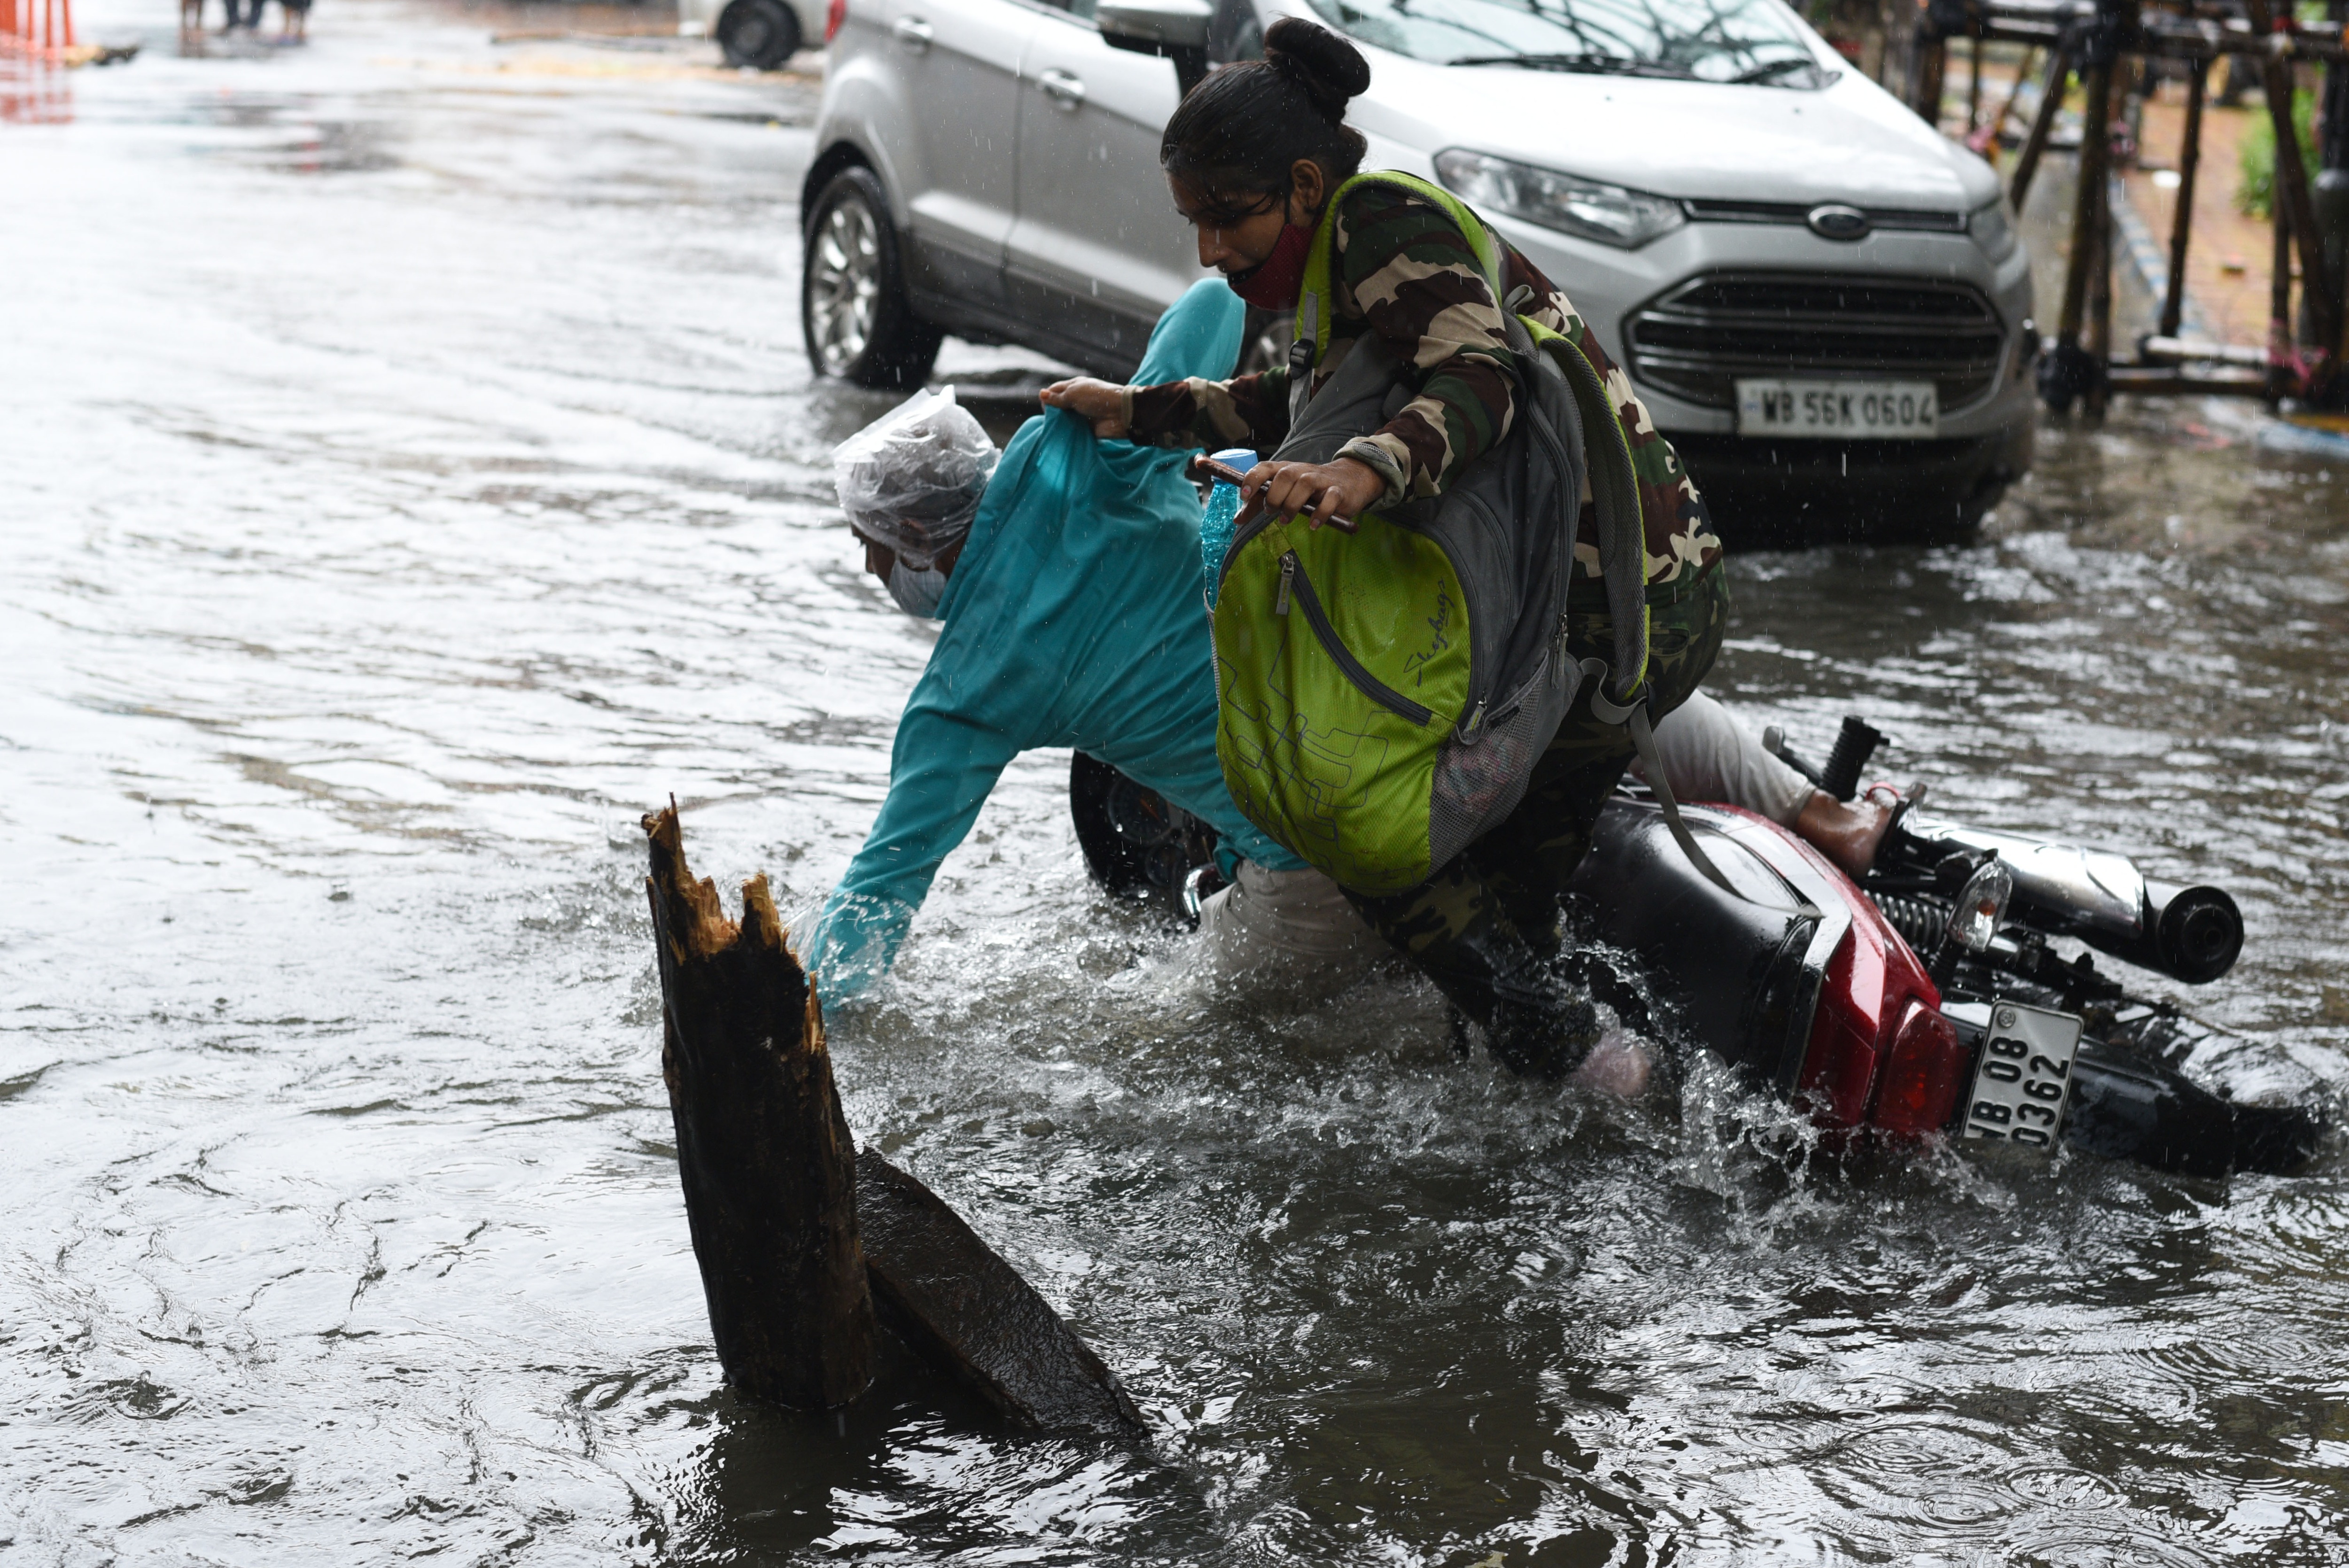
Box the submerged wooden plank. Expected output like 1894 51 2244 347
644 804 876 1410
857 1151 1145 1437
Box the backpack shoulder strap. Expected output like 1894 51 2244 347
1523 317 1649 706
1292 171 1502 379
1292 173 1648 706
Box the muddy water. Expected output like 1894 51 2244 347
5 6 2347 1562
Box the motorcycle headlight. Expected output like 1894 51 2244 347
1968 197 2017 264
1433 148 1687 250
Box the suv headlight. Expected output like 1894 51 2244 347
1968 197 2018 264
1433 149 1686 250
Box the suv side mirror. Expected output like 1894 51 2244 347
1098 0 1211 96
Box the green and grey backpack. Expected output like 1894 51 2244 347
1208 171 1668 896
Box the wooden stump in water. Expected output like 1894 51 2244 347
643 804 875 1410
643 805 1145 1437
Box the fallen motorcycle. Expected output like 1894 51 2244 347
1070 732 2329 1179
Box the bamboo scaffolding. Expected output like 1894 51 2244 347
2157 56 2210 338
1913 0 2343 408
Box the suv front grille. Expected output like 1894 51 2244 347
1625 274 2008 413
1680 200 1965 233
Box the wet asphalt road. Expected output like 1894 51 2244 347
5 4 2349 1563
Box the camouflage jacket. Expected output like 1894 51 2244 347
1126 183 1722 590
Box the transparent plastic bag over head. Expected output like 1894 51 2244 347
832 385 1000 568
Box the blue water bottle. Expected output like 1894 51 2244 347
1199 447 1256 610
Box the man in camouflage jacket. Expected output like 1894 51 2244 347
1125 180 1723 592
1121 179 1731 1078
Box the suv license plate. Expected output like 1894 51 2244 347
1960 1001 2082 1152
1736 380 1938 438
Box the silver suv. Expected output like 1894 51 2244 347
800 0 2037 535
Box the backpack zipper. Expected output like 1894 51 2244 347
1462 649 1558 746
1278 551 1434 727
1216 496 1284 600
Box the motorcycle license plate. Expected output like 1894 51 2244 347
1960 1001 2081 1152
1735 379 1938 439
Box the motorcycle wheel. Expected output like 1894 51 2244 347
2065 1040 2327 1177
1068 753 1221 921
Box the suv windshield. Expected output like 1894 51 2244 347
1304 0 1831 86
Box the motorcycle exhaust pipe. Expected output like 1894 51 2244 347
1898 816 2244 985
2106 881 2243 986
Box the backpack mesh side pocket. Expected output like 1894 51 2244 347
1426 646 1567 873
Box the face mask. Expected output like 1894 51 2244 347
885 557 949 619
1225 221 1314 310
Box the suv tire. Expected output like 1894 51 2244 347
716 0 800 70
1237 307 1291 377
801 166 942 389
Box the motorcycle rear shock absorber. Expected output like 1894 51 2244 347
1872 890 1950 955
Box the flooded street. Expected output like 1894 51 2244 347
5 3 2349 1561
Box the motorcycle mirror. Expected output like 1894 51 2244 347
1945 854 2014 954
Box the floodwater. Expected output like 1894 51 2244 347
5 4 2348 1561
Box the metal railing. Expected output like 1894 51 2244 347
1908 0 2348 411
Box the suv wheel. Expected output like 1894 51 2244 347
802 166 941 388
1237 307 1291 376
716 0 800 70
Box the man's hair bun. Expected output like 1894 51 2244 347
1159 14 1370 208
1263 16 1371 122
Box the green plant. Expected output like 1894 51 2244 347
2236 86 2318 220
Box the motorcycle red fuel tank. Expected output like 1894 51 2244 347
1569 800 1970 1137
